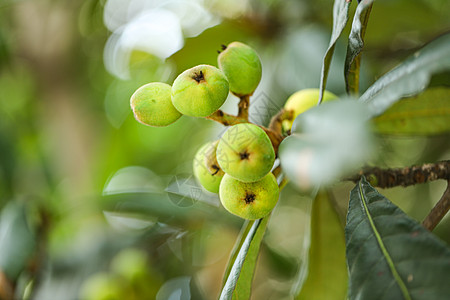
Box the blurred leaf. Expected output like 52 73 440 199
103 166 164 195
156 276 191 300
263 242 297 279
372 87 450 135
283 193 315 296
280 100 374 190
165 174 220 207
0 27 10 69
345 177 450 300
102 192 227 227
276 27 348 95
360 32 450 116
0 202 36 281
344 0 374 95
318 0 352 103
296 190 347 299
219 216 269 300
78 0 105 37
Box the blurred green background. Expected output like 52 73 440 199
0 0 449 299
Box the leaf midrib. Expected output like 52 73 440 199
358 180 412 300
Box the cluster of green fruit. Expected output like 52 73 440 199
130 41 262 126
192 88 337 220
193 123 279 220
130 40 338 221
130 41 279 220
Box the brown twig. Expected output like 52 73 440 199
0 271 13 300
206 110 247 126
346 160 450 188
237 95 250 120
422 181 450 231
268 108 293 134
272 165 282 178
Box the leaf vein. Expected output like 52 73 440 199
358 180 412 300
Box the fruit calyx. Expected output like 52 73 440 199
211 164 221 175
244 193 256 204
239 151 250 160
192 70 205 83
217 44 227 54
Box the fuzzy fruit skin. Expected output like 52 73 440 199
193 141 224 193
171 65 229 117
283 89 337 130
217 123 275 182
218 42 262 97
219 173 279 220
130 82 182 127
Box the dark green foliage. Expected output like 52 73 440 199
346 177 450 300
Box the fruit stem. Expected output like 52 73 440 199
206 110 248 126
272 165 282 178
268 108 293 134
422 180 450 231
237 95 250 120
261 127 284 156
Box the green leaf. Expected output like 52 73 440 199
0 202 36 281
219 216 270 300
296 190 347 300
372 87 450 135
318 0 352 104
360 33 450 117
345 177 450 300
344 0 374 95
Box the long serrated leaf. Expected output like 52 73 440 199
359 33 450 117
0 202 36 281
344 0 374 95
318 0 352 104
372 87 450 135
345 177 450 300
219 216 269 300
295 190 347 300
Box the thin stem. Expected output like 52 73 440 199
272 165 282 178
268 108 293 134
206 110 247 126
261 127 284 155
0 271 13 300
422 180 450 231
346 160 450 188
206 111 285 155
237 95 250 120
278 177 288 190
